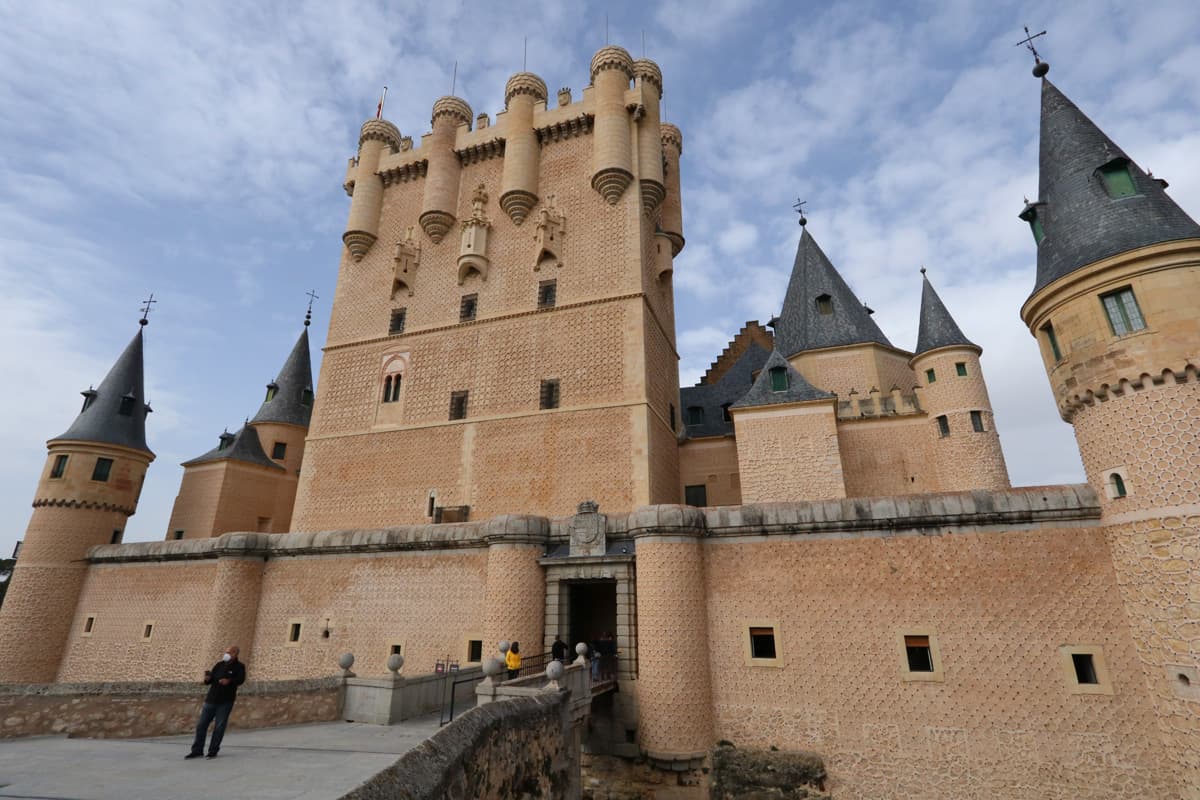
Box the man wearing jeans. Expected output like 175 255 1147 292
186 645 246 759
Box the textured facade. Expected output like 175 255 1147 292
1 52 1198 800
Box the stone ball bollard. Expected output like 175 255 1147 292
483 657 505 677
498 639 511 655
546 660 564 681
576 643 589 657
387 654 404 674
338 653 355 670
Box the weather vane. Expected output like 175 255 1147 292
1016 25 1050 77
792 198 808 227
139 293 157 326
304 289 319 327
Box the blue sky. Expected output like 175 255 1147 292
2 0 1198 555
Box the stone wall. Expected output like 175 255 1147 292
710 744 828 799
341 693 572 800
0 677 341 739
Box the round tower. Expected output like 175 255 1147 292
499 72 547 225
481 515 548 663
1019 73 1200 791
419 96 472 243
910 272 1010 491
0 328 154 682
201 533 269 668
659 122 685 255
344 118 402 261
589 46 635 205
632 59 665 214
631 506 714 773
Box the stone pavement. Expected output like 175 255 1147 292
0 714 444 800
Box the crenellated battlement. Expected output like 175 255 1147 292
1059 362 1197 422
836 386 922 419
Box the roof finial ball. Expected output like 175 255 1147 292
1016 25 1050 78
793 198 808 227
920 266 927 275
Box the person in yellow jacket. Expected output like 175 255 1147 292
505 641 521 680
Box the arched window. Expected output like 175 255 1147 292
389 374 402 402
380 354 407 406
1109 473 1127 498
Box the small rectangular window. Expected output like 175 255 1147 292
92 458 114 482
1072 652 1099 685
110 530 123 544
118 396 135 417
684 484 708 507
1042 322 1063 361
970 410 985 432
449 391 469 420
300 388 314 406
391 644 403 656
173 530 185 540
289 622 302 643
815 294 833 315
142 623 154 640
83 616 95 634
721 403 732 423
936 415 950 438
467 640 483 663
272 442 287 460
540 379 560 410
769 366 788 392
1101 287 1146 336
749 627 777 660
686 406 705 425
256 516 271 532
904 635 934 672
459 294 478 322
925 368 937 384
50 454 68 479
1098 160 1137 198
955 362 967 377
669 403 676 432
389 308 407 335
538 280 557 309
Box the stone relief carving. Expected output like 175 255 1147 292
457 184 491 285
393 227 420 298
534 195 566 271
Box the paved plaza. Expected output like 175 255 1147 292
0 715 442 800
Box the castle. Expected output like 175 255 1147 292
0 45 1197 798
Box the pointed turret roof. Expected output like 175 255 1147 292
182 426 284 471
773 228 892 357
1028 79 1200 292
914 272 977 355
249 328 314 427
731 349 833 409
53 328 153 455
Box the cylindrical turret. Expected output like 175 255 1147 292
632 507 714 768
481 515 548 662
500 72 547 225
589 46 635 205
420 96 472 243
201 533 268 668
659 122 685 255
632 59 665 214
344 119 402 261
911 346 1010 491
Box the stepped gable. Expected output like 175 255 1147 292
681 339 771 438
914 272 978 355
773 228 892 357
182 427 284 471
1028 79 1200 293
731 349 833 409
250 328 314 427
698 321 774 386
53 329 153 455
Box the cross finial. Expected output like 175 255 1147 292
304 289 319 327
1015 25 1050 77
792 198 808 227
139 293 157 326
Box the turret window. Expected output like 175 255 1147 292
925 368 937 384
110 529 123 544
91 458 113 482
389 308 407 335
815 294 833 315
1097 158 1137 199
955 362 968 377
1100 287 1146 336
272 442 287 460
265 384 278 402
1042 322 1063 361
50 455 68 479
118 394 135 417
769 366 789 392
970 410 985 432
460 293 478 322
936 415 950 437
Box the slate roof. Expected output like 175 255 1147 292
250 328 314 427
182 426 284 471
680 341 771 438
773 228 892 357
1029 79 1200 293
914 273 977 355
730 349 834 409
53 328 153 455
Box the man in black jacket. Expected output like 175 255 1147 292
186 645 246 759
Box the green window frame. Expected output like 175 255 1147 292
1098 160 1137 198
1042 322 1063 361
91 457 114 482
50 454 68 479
970 410 985 432
1100 287 1146 336
955 362 968 377
925 368 936 384
769 366 788 392
1110 473 1127 498
936 415 950 438
265 383 278 402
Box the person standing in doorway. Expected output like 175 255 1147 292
505 641 521 680
186 645 246 759
551 634 568 663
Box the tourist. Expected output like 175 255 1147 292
551 634 568 663
186 645 246 760
505 641 521 679
590 636 602 682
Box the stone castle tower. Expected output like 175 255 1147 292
290 46 684 530
0 326 154 681
1018 74 1200 792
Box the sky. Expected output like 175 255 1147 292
1 0 1198 555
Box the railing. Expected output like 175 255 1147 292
439 673 481 726
439 651 553 725
513 650 554 679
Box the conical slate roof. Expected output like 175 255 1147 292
914 273 977 355
773 228 892 357
182 427 284 471
250 328 314 427
1029 79 1200 293
53 328 153 455
731 349 833 409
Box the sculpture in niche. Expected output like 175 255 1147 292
457 184 491 285
534 194 566 271
393 227 420 298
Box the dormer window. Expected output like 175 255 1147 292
1097 158 1137 199
118 393 136 417
1019 202 1046 244
815 294 833 315
216 432 234 451
301 387 314 406
265 382 278 402
769 366 789 392
80 388 97 413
